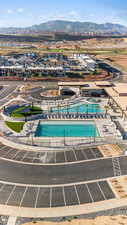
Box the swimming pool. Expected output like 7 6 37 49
35 121 100 137
52 103 103 113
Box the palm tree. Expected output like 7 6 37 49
76 105 80 116
50 107 53 113
66 104 69 114
95 104 100 114
84 104 89 115
48 105 51 114
121 109 124 118
31 102 34 108
104 105 110 117
57 103 61 115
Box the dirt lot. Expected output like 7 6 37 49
97 54 127 70
22 215 127 225
97 54 127 81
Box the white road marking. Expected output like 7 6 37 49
90 149 97 159
12 151 20 160
55 152 56 163
73 150 77 161
97 182 106 200
50 188 52 208
74 185 80 204
81 150 88 160
21 152 28 161
19 187 28 207
0 184 5 192
64 151 67 162
85 184 94 202
34 187 40 208
6 186 16 205
62 187 66 206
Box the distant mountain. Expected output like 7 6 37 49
0 20 127 34
29 20 127 34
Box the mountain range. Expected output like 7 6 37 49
0 20 127 34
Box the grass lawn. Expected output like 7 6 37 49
5 121 25 133
11 105 42 118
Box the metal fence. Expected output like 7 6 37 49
5 135 123 149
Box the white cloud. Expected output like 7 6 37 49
7 10 14 14
68 11 78 18
47 10 80 22
28 13 33 17
39 15 44 19
17 8 24 13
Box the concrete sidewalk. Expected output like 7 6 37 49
7 216 17 225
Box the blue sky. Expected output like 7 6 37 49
0 0 127 27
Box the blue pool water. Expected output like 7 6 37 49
35 122 99 137
52 103 103 113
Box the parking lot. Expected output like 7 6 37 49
0 141 127 216
0 180 115 208
0 143 103 164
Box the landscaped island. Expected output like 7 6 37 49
10 105 42 118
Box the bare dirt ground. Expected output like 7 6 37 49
97 55 127 70
22 215 127 225
97 54 127 82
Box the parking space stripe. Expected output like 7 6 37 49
39 152 48 163
73 150 77 161
97 182 106 200
81 150 88 160
50 188 52 208
90 149 97 159
3 148 13 157
55 152 56 163
85 184 94 202
6 186 16 205
64 151 67 162
45 152 48 162
34 187 40 208
0 184 5 192
63 152 66 163
21 152 28 161
62 187 66 206
74 185 80 205
12 151 20 160
32 152 38 163
19 187 28 207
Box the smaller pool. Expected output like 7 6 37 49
35 121 99 137
52 103 103 113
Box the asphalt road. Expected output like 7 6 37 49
0 158 115 185
0 85 17 100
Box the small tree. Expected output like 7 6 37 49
66 104 69 114
84 104 89 115
31 102 34 108
95 104 100 114
104 105 110 116
89 71 94 76
76 105 80 116
57 103 61 115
